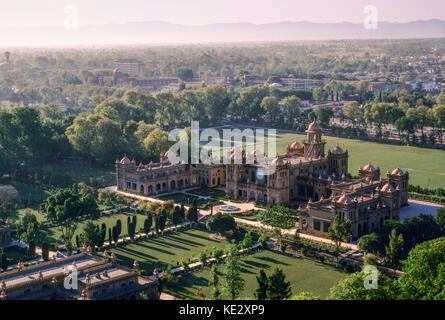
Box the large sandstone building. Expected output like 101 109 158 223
0 253 158 300
115 120 408 240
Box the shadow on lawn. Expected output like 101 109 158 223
112 246 158 260
184 230 223 243
256 256 290 266
242 259 270 270
163 233 204 247
136 242 176 256
149 237 191 251
165 273 210 299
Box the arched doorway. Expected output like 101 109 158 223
171 180 176 190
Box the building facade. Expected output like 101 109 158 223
115 152 226 195
0 253 158 300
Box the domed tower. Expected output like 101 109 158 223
386 168 409 207
303 120 326 159
358 162 380 180
377 182 400 220
327 145 349 177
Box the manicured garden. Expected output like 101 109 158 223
164 250 347 299
186 187 227 199
107 228 233 274
157 193 222 209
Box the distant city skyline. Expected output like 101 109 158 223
0 0 444 28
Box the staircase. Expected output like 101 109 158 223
305 142 315 160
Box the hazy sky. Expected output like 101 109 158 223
0 0 443 28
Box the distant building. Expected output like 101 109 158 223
114 59 145 77
0 253 159 300
368 82 410 92
113 69 179 92
279 78 324 90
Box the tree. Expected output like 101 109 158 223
290 292 321 300
282 96 301 128
210 265 222 300
267 268 292 300
223 246 245 299
112 226 119 246
342 101 363 128
314 106 334 129
143 214 153 235
385 229 404 278
327 214 352 265
261 96 280 124
80 221 102 250
0 248 8 271
241 231 253 249
158 210 167 234
357 233 380 254
398 237 445 300
254 269 269 300
40 188 97 255
206 213 236 235
186 201 198 226
435 208 445 233
172 206 182 231
41 242 49 261
128 222 136 240
116 219 122 236
328 270 398 300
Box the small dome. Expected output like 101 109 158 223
391 167 404 176
120 156 131 164
332 145 344 154
307 120 322 132
381 183 395 193
271 156 285 166
363 162 376 172
290 141 302 149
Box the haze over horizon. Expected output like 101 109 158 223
0 0 444 46
1 0 444 28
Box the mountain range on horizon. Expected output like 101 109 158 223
1 19 445 47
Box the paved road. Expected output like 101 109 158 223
400 199 444 221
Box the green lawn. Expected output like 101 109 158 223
107 228 233 273
165 250 347 299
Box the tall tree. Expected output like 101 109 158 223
385 229 404 278
328 214 352 265
254 269 269 300
267 268 292 300
223 246 245 299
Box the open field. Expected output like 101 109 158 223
201 126 445 189
107 228 233 273
165 250 347 299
